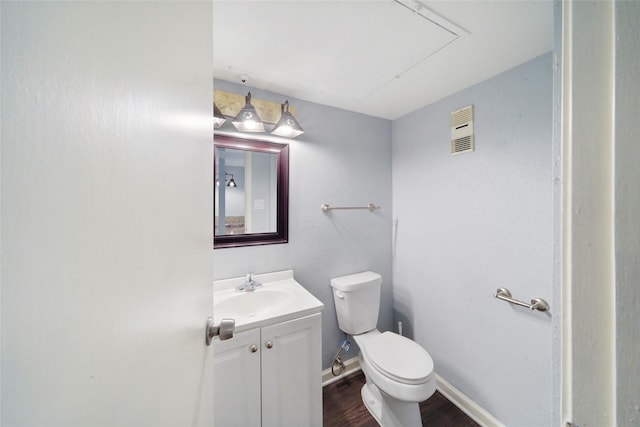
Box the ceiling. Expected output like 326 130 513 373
213 0 554 120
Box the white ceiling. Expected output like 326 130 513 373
213 0 554 120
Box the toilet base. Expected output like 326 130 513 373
361 381 422 427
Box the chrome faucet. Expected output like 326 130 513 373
236 272 262 292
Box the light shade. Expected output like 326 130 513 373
232 92 265 132
271 100 304 138
217 173 237 187
213 103 226 129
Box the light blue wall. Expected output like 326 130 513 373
249 152 276 233
213 79 393 370
392 53 554 426
215 53 555 423
614 2 640 423
217 164 244 217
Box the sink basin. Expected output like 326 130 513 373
214 289 294 319
213 270 324 332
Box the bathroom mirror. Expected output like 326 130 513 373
214 135 289 248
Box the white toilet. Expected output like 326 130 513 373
331 271 436 427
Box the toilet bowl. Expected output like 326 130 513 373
331 272 436 427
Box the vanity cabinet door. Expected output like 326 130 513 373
213 329 261 427
261 314 322 427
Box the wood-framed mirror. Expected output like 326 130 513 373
214 135 289 248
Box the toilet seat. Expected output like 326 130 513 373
361 332 434 385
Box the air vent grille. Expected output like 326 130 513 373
451 135 473 154
451 108 472 128
450 105 474 155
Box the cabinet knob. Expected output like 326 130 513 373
249 344 258 353
265 340 273 349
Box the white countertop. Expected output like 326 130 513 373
213 270 324 333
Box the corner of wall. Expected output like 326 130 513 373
436 375 506 427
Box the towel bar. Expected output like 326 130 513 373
321 203 379 212
494 288 549 312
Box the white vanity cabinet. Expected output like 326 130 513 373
213 313 322 427
212 328 262 426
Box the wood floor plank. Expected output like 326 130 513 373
323 371 480 427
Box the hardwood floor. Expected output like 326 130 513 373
323 371 480 427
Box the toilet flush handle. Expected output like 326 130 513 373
334 290 344 299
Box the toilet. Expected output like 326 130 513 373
331 271 436 427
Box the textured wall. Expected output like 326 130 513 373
562 2 616 425
392 53 553 426
615 2 640 425
213 79 393 369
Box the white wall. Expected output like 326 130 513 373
560 2 616 425
392 53 553 426
213 80 393 370
1 3 214 425
560 3 640 425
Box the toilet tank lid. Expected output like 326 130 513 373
330 271 381 291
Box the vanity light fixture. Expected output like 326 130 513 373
271 100 304 138
213 103 226 129
232 92 265 132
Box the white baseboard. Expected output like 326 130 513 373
322 358 503 427
435 374 505 427
321 356 361 387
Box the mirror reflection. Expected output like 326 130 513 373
214 135 289 249
215 148 278 235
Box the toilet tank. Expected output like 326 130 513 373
330 271 381 335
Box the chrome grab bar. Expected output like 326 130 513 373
494 288 549 312
321 203 379 212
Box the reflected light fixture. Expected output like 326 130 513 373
232 92 265 132
271 100 304 138
215 172 237 187
213 103 226 129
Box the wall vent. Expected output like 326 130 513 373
450 105 474 155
